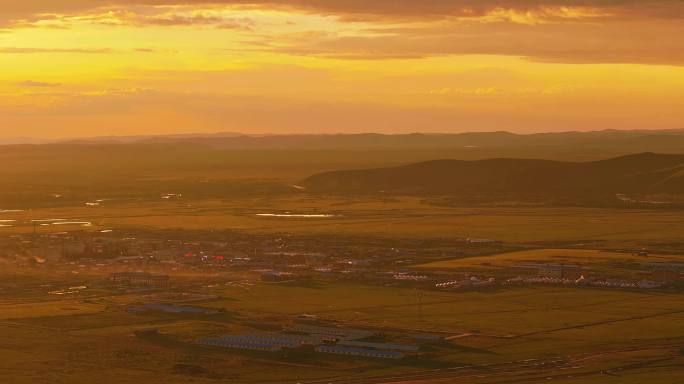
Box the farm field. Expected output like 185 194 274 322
2 196 684 244
1 274 683 383
204 283 684 353
417 248 684 270
1 194 683 383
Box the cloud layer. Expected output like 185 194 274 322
3 1 684 20
2 1 683 65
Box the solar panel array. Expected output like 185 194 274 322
197 333 322 351
338 340 419 352
198 338 283 352
197 329 408 359
315 345 405 359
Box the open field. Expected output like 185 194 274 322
417 248 684 270
1 194 683 383
203 283 684 344
1 272 683 383
2 196 684 244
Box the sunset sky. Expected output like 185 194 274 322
1 0 684 138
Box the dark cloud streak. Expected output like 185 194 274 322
2 1 683 65
2 1 684 21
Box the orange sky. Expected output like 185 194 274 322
1 0 683 138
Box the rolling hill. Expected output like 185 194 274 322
300 153 684 201
1 131 684 208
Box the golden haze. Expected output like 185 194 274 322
1 0 683 138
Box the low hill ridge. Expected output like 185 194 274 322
301 153 684 198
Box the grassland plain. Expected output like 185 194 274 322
1 273 683 383
416 248 684 270
2 196 684 243
7 145 629 209
2 279 683 383
2 194 684 383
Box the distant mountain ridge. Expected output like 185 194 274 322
5 128 684 151
97 129 684 151
301 153 684 199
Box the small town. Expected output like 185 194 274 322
4 229 683 298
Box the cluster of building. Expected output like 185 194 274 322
511 263 584 280
0 229 505 278
3 229 683 297
427 259 684 291
645 262 684 282
110 272 170 288
504 275 665 289
585 278 664 289
393 273 429 281
504 261 682 289
435 276 496 289
127 303 220 315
